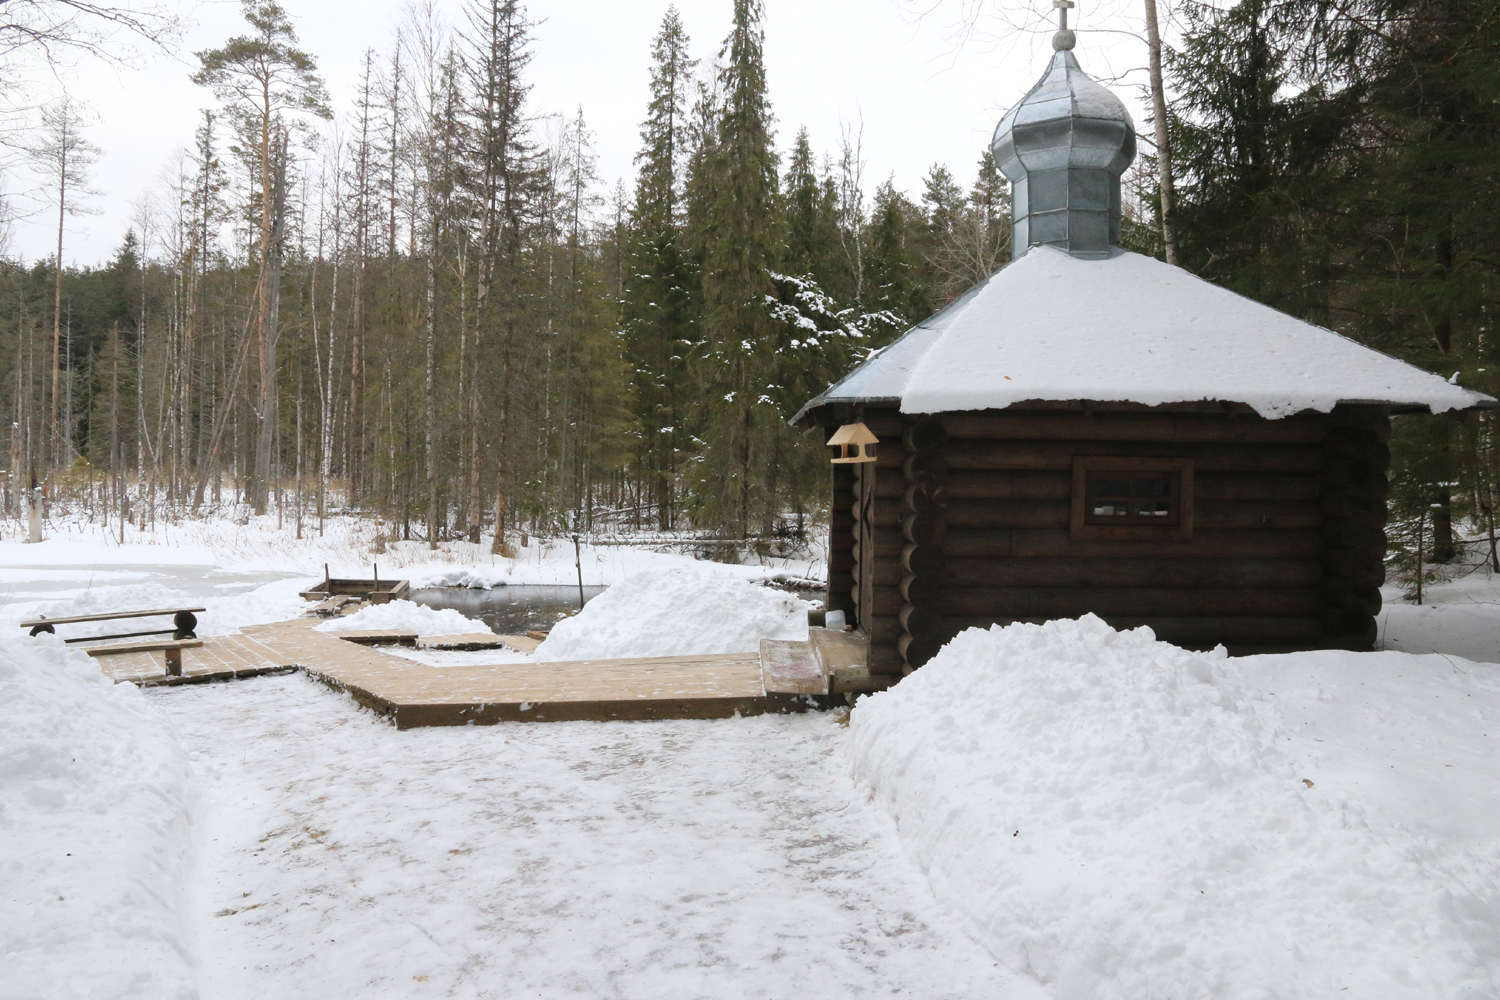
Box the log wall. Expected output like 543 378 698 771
823 404 1391 672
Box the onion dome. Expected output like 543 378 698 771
991 18 1137 259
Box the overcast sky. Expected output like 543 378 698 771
7 0 1159 267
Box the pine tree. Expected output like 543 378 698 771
768 126 881 425
193 0 331 513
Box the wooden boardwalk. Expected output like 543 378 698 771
90 632 297 687
88 616 866 727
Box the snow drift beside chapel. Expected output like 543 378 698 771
535 567 810 661
849 615 1500 998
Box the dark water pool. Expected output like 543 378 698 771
413 582 827 635
412 586 608 635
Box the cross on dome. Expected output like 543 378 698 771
1053 0 1077 50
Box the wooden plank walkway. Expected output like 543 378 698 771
88 617 857 727
237 618 825 728
91 632 297 687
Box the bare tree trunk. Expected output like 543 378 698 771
1433 487 1456 563
425 240 439 549
253 131 289 514
50 132 67 469
1144 0 1179 264
295 368 303 539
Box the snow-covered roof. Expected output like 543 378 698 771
795 246 1494 423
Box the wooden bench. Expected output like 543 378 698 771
85 639 205 677
21 606 206 644
22 606 206 644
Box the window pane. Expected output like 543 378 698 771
1082 468 1183 528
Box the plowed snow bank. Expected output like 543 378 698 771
535 567 810 661
1 638 196 999
850 615 1500 999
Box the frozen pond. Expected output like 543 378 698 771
0 562 305 605
411 585 607 634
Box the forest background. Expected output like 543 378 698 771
2 0 1497 587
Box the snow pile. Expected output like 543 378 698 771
407 565 511 590
198 577 316 635
850 615 1500 999
316 598 492 637
0 638 197 999
534 567 810 661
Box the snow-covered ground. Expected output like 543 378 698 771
0 512 821 596
6 511 1500 998
1379 565 1500 664
0 512 823 643
167 674 1038 1000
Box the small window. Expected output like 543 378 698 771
1085 473 1180 526
1071 457 1194 540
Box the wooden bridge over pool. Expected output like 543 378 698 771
80 610 880 727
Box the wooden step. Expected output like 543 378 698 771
94 633 296 686
417 633 540 653
327 629 418 646
184 633 294 673
307 594 357 616
419 633 506 651
759 639 828 696
809 628 895 694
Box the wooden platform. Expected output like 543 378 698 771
91 632 298 687
88 619 879 727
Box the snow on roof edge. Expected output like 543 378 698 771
794 246 1497 424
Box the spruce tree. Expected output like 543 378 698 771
1167 0 1335 318
863 181 928 328
462 0 539 548
622 6 696 529
781 127 841 292
695 0 779 535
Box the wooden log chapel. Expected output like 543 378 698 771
794 21 1495 683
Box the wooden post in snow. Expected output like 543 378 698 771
572 533 584 610
25 474 42 543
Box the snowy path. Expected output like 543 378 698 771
152 675 1040 999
